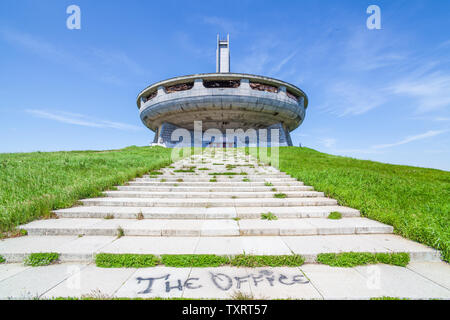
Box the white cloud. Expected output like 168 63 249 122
320 81 386 116
91 48 143 75
0 29 141 85
271 50 299 74
25 109 143 131
323 130 448 156
388 73 450 113
319 138 337 148
341 28 409 72
372 130 448 149
202 16 243 35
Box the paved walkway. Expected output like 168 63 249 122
0 262 449 299
0 149 448 299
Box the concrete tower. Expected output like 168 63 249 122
216 34 230 73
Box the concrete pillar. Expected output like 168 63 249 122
193 78 204 89
157 86 166 96
240 79 251 89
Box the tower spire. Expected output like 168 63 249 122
216 34 230 73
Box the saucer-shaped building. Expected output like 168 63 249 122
136 35 308 147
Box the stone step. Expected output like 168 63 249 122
127 181 305 187
147 169 285 173
145 172 287 176
116 185 314 192
54 206 360 219
103 191 324 199
135 177 299 182
0 234 440 263
19 218 393 237
81 197 338 207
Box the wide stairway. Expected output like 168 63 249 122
5 150 440 263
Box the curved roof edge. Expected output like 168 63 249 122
136 73 309 109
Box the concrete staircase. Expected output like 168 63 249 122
2 150 440 263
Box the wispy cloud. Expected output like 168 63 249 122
201 16 244 35
372 130 448 149
25 109 143 131
0 29 142 85
318 129 448 156
434 117 450 121
1 28 85 67
91 48 144 75
319 138 337 148
343 29 408 72
173 32 215 61
312 27 450 118
233 35 293 75
271 50 299 74
411 116 450 122
319 81 386 117
388 72 450 114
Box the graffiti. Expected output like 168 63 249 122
210 273 233 291
135 269 309 294
137 274 203 294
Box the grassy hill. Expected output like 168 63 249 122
0 145 448 262
260 147 449 262
0 146 173 235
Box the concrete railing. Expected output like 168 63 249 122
140 78 303 110
137 73 308 109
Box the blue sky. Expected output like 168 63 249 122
0 0 449 170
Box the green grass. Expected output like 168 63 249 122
0 146 173 235
51 297 200 301
173 167 196 173
248 147 450 262
264 182 274 186
242 178 250 182
370 297 410 300
95 253 306 268
24 253 60 267
208 172 248 176
0 255 5 264
117 226 124 238
261 212 278 220
317 252 410 267
328 211 342 220
274 193 287 199
229 292 255 300
95 253 159 268
161 254 230 267
230 255 305 267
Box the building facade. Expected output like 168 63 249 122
136 35 308 148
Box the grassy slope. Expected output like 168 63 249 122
0 146 173 234
269 147 449 262
1 145 448 262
